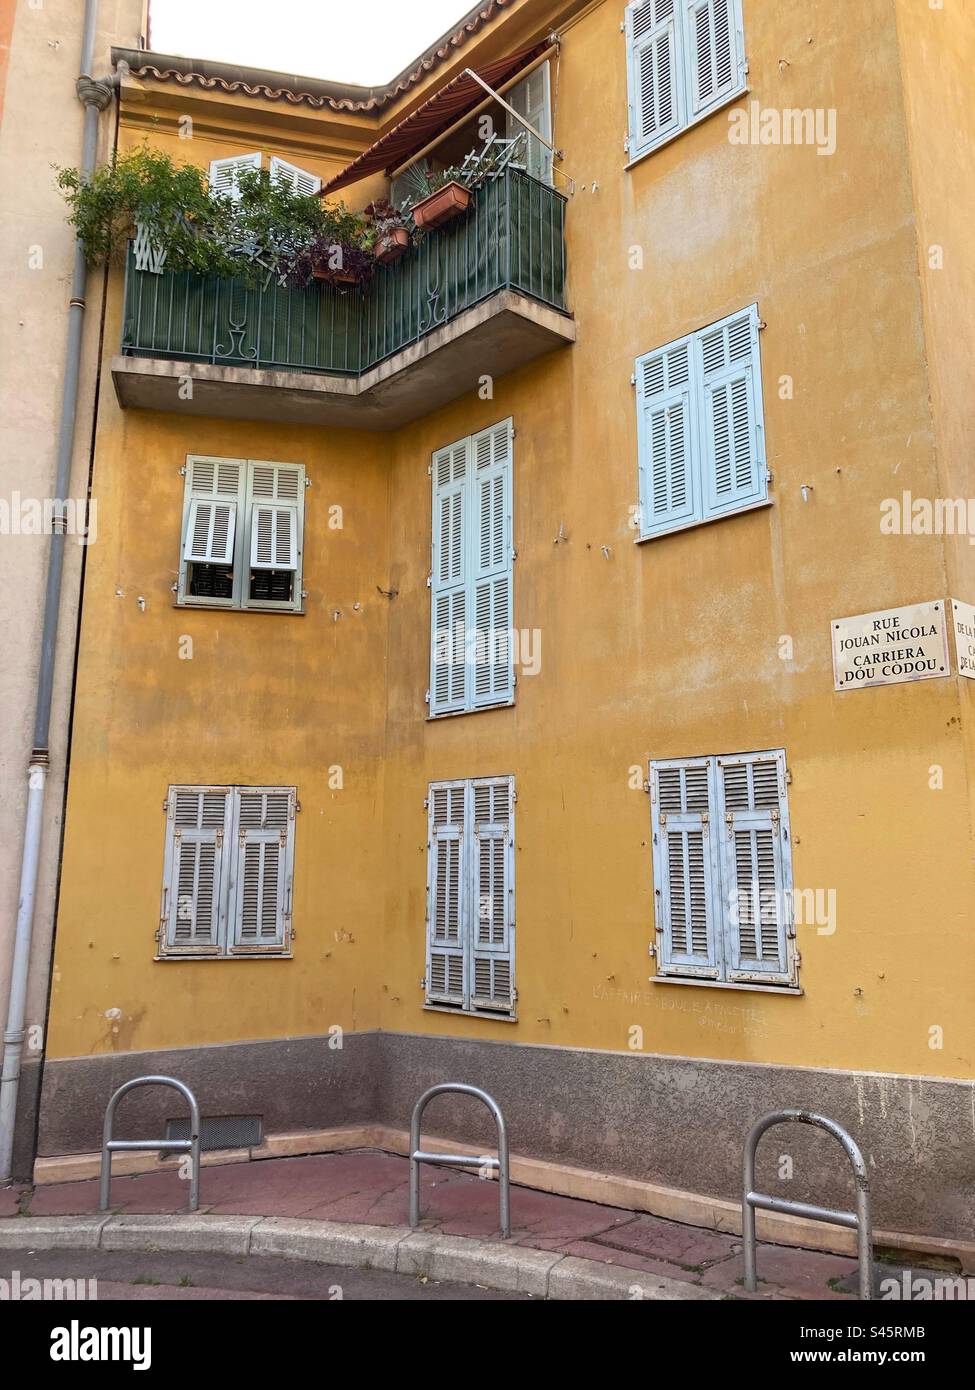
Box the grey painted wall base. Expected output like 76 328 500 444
34 1031 974 1241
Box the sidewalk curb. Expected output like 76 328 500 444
0 1213 724 1300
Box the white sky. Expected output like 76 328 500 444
148 0 476 86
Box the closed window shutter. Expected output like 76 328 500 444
699 307 766 518
506 62 552 183
208 152 262 201
269 156 321 195
470 778 515 1011
426 783 467 1006
686 0 741 117
636 336 700 535
161 787 232 954
471 420 514 707
718 752 794 984
179 457 245 603
430 439 470 714
244 462 304 604
626 1 681 157
650 759 721 976
230 788 295 953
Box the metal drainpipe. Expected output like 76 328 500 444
0 0 115 1183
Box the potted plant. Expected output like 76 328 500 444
410 167 472 231
364 199 411 265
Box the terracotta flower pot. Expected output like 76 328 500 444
411 181 471 231
375 227 410 264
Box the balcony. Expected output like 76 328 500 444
112 169 574 429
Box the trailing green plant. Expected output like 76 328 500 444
57 143 221 272
57 143 375 288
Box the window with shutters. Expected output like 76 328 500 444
208 152 262 200
505 62 553 184
429 419 514 717
178 456 305 612
648 749 799 991
158 785 296 958
269 156 321 195
425 777 516 1016
624 0 746 163
635 304 767 540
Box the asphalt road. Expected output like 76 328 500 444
0 1247 532 1301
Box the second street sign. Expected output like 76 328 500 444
832 600 949 691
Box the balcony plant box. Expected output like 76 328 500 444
411 181 471 231
375 227 410 264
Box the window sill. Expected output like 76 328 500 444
635 498 772 545
423 1003 518 1022
625 85 749 172
154 953 293 962
651 974 802 997
172 602 305 616
426 698 515 722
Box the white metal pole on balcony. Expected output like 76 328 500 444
462 68 559 155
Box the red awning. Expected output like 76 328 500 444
322 42 547 195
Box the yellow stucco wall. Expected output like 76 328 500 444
46 0 974 1086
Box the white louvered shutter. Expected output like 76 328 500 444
470 778 515 1012
686 0 742 118
650 759 721 977
230 788 295 953
698 307 766 519
184 498 236 565
626 1 681 157
430 439 470 714
245 461 304 605
161 787 232 954
506 62 552 183
208 152 262 201
269 156 321 195
471 420 514 707
717 751 794 985
636 335 700 536
179 457 245 602
426 783 467 1006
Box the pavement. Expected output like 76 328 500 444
0 1148 865 1300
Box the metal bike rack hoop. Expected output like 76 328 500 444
743 1108 873 1299
409 1082 511 1239
99 1075 201 1213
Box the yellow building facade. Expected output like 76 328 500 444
26 0 974 1245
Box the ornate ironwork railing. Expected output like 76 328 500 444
121 168 568 378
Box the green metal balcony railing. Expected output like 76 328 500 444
121 168 567 378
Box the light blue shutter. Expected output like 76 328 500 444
426 783 467 1006
470 778 515 1012
717 751 795 985
430 439 470 714
626 1 682 157
471 421 514 707
245 461 305 610
179 457 245 605
229 788 295 953
698 306 767 519
685 0 742 118
636 336 701 536
161 787 232 955
506 63 553 184
650 759 721 977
